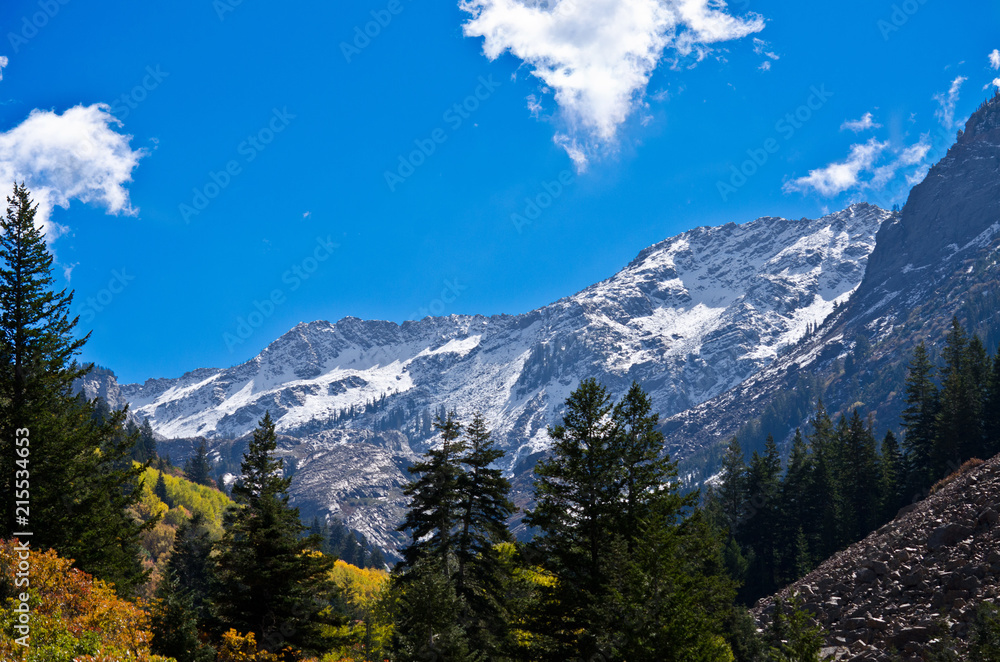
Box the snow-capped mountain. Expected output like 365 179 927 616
115 204 889 551
123 204 886 462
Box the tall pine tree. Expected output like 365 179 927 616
397 412 465 574
741 436 782 601
805 400 839 560
212 412 337 658
185 440 213 486
524 378 621 659
778 429 813 583
0 183 149 594
838 410 881 544
879 431 905 522
900 343 939 493
717 435 748 539
454 412 515 657
935 319 978 477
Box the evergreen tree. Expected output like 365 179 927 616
741 436 782 601
0 183 149 594
805 401 839 560
391 557 476 662
454 412 515 657
125 418 158 464
135 418 158 464
525 379 735 660
901 343 940 493
595 511 736 662
778 429 812 583
185 440 213 487
212 412 337 658
168 513 215 622
308 516 331 555
154 471 172 508
397 412 465 574
879 431 905 521
766 596 824 661
970 601 1000 662
838 410 881 544
966 334 991 459
612 382 681 542
717 435 749 538
150 567 215 662
935 319 978 477
524 378 621 659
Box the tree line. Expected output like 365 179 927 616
386 380 825 662
706 318 1000 605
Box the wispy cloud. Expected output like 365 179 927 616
0 104 146 241
459 0 765 170
753 37 779 71
933 75 966 130
0 56 8 81
783 130 934 199
840 112 881 133
526 94 543 118
990 49 1000 70
783 138 888 197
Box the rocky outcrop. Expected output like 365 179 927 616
662 92 1000 471
753 455 1000 660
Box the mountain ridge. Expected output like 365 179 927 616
98 203 889 551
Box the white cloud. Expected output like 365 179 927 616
0 56 7 80
526 94 543 117
0 104 146 241
933 76 966 130
898 134 931 166
459 0 764 168
783 138 888 197
783 133 933 199
990 49 1000 70
985 78 1000 91
752 36 779 69
906 163 930 187
840 112 881 133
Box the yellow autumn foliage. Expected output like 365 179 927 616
0 539 172 661
322 560 393 662
140 465 234 537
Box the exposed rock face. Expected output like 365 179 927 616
662 92 1000 464
155 428 418 555
73 365 142 427
753 455 1000 660
857 93 1000 320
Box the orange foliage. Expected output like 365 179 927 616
0 538 170 661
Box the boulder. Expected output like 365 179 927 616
927 523 973 551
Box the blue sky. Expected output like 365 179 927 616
0 0 997 383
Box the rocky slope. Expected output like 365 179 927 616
753 454 1000 660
